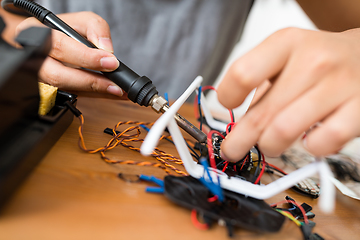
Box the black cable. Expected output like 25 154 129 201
230 109 235 123
216 160 226 168
161 136 199 159
198 103 203 132
185 141 200 160
251 161 261 184
198 103 204 157
251 146 262 183
266 165 286 176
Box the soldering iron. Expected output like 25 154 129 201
1 0 207 143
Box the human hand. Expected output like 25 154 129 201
16 11 125 98
217 28 360 161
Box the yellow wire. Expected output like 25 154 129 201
276 209 302 227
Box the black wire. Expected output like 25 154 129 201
161 136 200 160
197 102 204 156
216 160 226 168
230 109 235 123
186 141 200 160
198 103 203 131
266 165 286 176
227 124 232 134
253 145 261 157
251 162 261 184
251 146 262 183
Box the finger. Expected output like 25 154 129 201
248 79 271 108
219 40 321 161
49 30 119 71
217 28 302 109
39 57 123 97
17 12 114 52
258 77 349 157
16 15 118 71
58 11 114 52
304 97 360 156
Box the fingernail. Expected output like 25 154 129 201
98 37 114 53
107 85 123 96
100 56 119 70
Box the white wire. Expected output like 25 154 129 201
140 76 203 156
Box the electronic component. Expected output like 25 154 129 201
141 76 335 213
209 131 321 198
271 196 323 240
292 178 320 199
164 175 285 236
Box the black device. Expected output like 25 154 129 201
0 18 77 207
164 175 285 237
1 0 207 143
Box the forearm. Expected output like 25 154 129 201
297 0 360 32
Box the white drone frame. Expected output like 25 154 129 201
141 76 335 213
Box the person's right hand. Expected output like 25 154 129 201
16 11 125 98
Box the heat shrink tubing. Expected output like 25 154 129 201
3 0 207 143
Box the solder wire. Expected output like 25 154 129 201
77 115 187 175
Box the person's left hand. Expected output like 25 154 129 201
217 27 360 161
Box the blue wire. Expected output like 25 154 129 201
164 92 169 103
199 157 224 202
139 124 150 132
197 86 202 105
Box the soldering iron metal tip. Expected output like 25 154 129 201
150 95 207 143
162 105 207 143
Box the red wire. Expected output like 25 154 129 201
207 195 218 202
253 153 266 185
226 122 236 134
229 109 235 123
270 199 309 224
207 130 225 169
239 155 249 171
222 161 229 172
201 86 217 92
191 209 209 230
266 162 287 175
207 134 216 169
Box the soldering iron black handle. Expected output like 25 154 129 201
11 0 158 106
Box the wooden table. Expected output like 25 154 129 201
1 97 360 240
